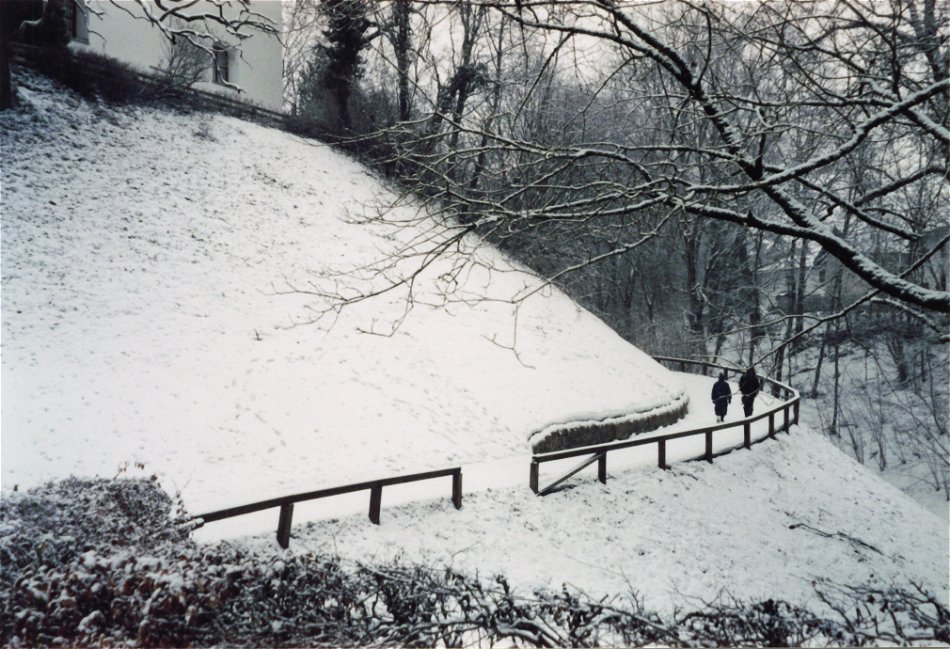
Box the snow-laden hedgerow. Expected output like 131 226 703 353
2 478 947 647
530 391 689 453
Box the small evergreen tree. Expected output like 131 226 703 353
318 0 372 132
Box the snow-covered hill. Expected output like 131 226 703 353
2 73 946 621
1 73 684 513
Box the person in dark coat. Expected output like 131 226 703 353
711 372 732 422
739 367 760 417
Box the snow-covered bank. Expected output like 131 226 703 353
243 426 948 615
2 71 946 629
1 72 683 513
786 344 950 523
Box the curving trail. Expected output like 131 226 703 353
194 370 788 543
218 373 946 615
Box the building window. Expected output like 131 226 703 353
63 0 76 37
212 46 230 84
63 0 85 42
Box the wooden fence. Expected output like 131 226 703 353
190 357 796 545
530 357 800 495
11 43 286 129
191 467 462 549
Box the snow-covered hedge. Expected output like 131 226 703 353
2 478 946 647
530 392 689 454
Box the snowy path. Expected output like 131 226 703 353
194 372 785 542
221 382 945 614
237 426 946 614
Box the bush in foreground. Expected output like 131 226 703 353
1 478 946 647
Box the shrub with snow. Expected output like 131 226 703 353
2 478 946 647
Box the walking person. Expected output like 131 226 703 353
739 367 760 417
711 372 732 422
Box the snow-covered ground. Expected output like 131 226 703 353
1 73 683 513
790 345 950 523
242 426 947 615
1 72 946 616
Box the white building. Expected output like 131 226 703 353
65 0 283 111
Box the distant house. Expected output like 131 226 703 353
757 241 835 314
916 224 950 293
813 226 949 309
760 226 949 315
64 0 283 111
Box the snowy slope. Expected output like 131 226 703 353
243 426 948 615
2 72 946 621
1 73 684 512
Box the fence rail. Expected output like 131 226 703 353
189 358 795 545
530 357 800 495
11 43 286 128
191 467 462 549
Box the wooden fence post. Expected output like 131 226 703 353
784 406 790 433
276 503 294 549
452 470 462 509
793 399 800 425
769 412 776 438
658 439 667 470
597 453 607 484
369 485 382 524
744 421 751 449
705 431 713 462
530 461 539 494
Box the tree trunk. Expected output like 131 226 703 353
794 239 808 345
810 331 826 398
683 222 706 359
448 81 471 151
467 16 506 194
1 36 13 110
830 326 841 437
336 83 352 131
747 231 764 366
392 0 411 122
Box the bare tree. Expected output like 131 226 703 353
284 0 323 116
160 18 209 89
89 0 279 52
348 1 947 323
